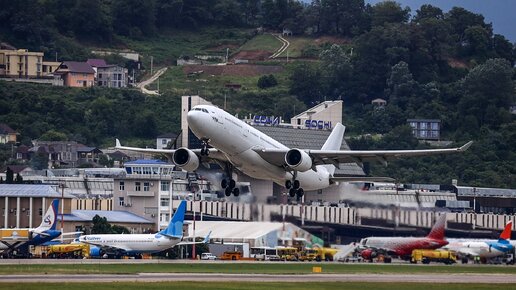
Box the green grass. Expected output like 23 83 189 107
239 34 283 52
117 28 253 66
0 282 512 290
0 263 514 275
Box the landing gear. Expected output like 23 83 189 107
200 139 210 156
221 163 239 197
286 172 304 199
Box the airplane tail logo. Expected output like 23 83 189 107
159 200 186 238
37 199 59 231
427 214 446 240
499 221 513 241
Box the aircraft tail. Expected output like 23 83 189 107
499 221 512 241
320 123 346 175
159 200 186 238
426 214 446 240
36 199 59 232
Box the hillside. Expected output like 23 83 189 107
0 0 514 188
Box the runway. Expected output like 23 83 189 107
1 273 516 283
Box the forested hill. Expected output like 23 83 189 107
0 0 514 188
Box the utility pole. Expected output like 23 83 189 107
59 183 66 242
150 56 153 75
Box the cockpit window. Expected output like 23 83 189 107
192 108 209 113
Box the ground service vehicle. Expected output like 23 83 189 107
48 244 90 258
220 251 243 260
276 246 298 261
297 248 318 261
250 247 280 261
313 246 339 261
200 252 217 260
411 249 456 264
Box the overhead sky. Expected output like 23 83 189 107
365 0 515 42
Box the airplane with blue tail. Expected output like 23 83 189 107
79 200 210 257
445 221 514 261
0 199 61 257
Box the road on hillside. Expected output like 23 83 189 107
270 34 290 59
136 67 168 95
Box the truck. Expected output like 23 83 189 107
411 249 456 264
313 246 339 261
47 243 90 259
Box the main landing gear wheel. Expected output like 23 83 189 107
289 188 296 197
222 178 238 196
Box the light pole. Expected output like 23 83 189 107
59 183 66 242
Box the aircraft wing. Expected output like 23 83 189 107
115 139 230 163
177 231 211 245
254 141 473 167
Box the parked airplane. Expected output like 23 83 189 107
358 214 448 261
116 105 472 198
444 221 514 262
79 200 209 257
0 199 61 257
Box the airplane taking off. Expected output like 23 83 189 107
444 221 514 262
358 214 448 260
116 104 472 198
0 199 61 256
79 200 209 257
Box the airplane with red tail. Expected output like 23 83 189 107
358 214 448 261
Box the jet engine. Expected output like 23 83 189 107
173 148 200 171
360 249 377 261
285 149 312 172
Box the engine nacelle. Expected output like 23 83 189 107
173 148 200 171
360 249 377 260
89 246 103 258
285 149 312 172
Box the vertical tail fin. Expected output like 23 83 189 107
499 221 512 241
36 199 59 231
320 123 345 176
427 214 446 240
160 200 186 238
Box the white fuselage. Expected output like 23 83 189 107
187 105 331 191
79 234 179 254
445 239 514 259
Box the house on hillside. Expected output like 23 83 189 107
0 49 43 78
53 61 95 87
87 59 128 88
30 141 103 168
0 124 19 144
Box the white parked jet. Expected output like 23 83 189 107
79 200 209 257
445 221 514 261
116 105 472 198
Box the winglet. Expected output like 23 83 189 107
458 141 473 152
499 221 512 241
203 231 212 244
115 139 121 148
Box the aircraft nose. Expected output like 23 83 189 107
187 109 206 132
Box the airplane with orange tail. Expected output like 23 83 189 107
445 221 514 260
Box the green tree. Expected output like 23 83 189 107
39 130 68 141
289 62 322 105
91 215 112 234
112 0 156 37
370 0 410 27
257 74 278 89
5 167 14 184
71 0 112 42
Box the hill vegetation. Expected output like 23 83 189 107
0 0 514 188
